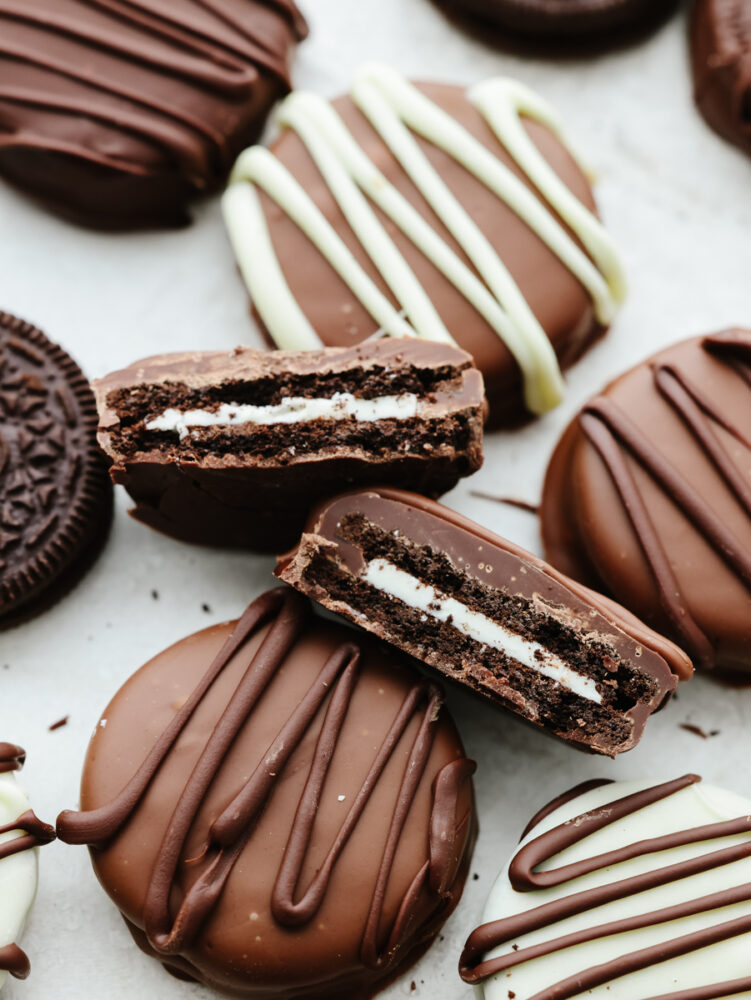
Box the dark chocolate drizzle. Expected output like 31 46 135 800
0 743 25 773
579 334 751 667
460 774 751 997
57 588 474 970
0 744 56 980
0 943 30 980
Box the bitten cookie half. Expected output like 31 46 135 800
276 488 691 757
94 338 486 552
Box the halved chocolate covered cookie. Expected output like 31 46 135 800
223 63 625 427
0 312 112 627
276 488 691 757
57 588 476 1000
93 338 485 551
461 774 751 998
541 330 751 673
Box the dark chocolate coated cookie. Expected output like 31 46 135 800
0 312 112 626
691 0 751 159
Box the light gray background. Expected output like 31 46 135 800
1 1 750 997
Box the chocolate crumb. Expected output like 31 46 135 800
679 723 718 739
509 992 516 999
470 490 538 514
472 872 479 880
410 983 416 993
49 715 69 731
151 589 159 600
202 603 212 613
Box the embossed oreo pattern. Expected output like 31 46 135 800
0 312 112 625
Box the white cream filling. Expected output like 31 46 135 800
145 392 420 440
362 557 602 704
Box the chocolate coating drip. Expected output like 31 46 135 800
0 743 25 773
0 943 31 980
460 775 751 997
542 331 751 673
0 809 55 861
0 0 308 227
58 588 476 998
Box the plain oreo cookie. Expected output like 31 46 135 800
691 0 751 159
0 312 112 627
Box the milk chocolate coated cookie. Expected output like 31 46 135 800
0 743 56 988
94 338 485 551
691 0 751 159
57 589 476 999
223 63 625 427
0 0 308 228
276 488 691 757
0 313 112 627
542 330 751 673
461 774 751 998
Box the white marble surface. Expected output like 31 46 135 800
1 1 750 998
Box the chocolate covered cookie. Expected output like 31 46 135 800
57 588 476 999
223 63 625 427
433 0 678 42
541 330 751 673
0 313 112 627
691 0 751 160
276 488 691 757
94 338 485 551
0 0 308 228
0 743 56 988
461 774 751 998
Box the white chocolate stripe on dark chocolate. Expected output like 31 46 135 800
460 775 751 1000
145 392 422 439
362 558 602 703
223 63 625 416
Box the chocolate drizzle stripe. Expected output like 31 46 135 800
0 943 30 980
580 342 751 664
459 775 751 997
0 743 25 774
579 411 713 663
0 810 56 861
58 589 466 969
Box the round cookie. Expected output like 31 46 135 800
433 0 679 42
691 0 751 160
56 588 477 999
460 773 751 997
0 313 113 627
0 743 56 988
541 330 751 674
0 0 308 228
223 63 626 428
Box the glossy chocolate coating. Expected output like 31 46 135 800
0 0 307 228
0 312 112 627
258 82 603 428
691 0 751 160
277 488 690 756
542 331 751 673
434 0 678 39
93 338 486 552
460 774 751 998
57 589 476 999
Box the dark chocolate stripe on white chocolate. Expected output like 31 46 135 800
460 775 751 998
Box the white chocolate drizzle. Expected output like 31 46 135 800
362 557 603 703
223 63 625 415
145 392 421 440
